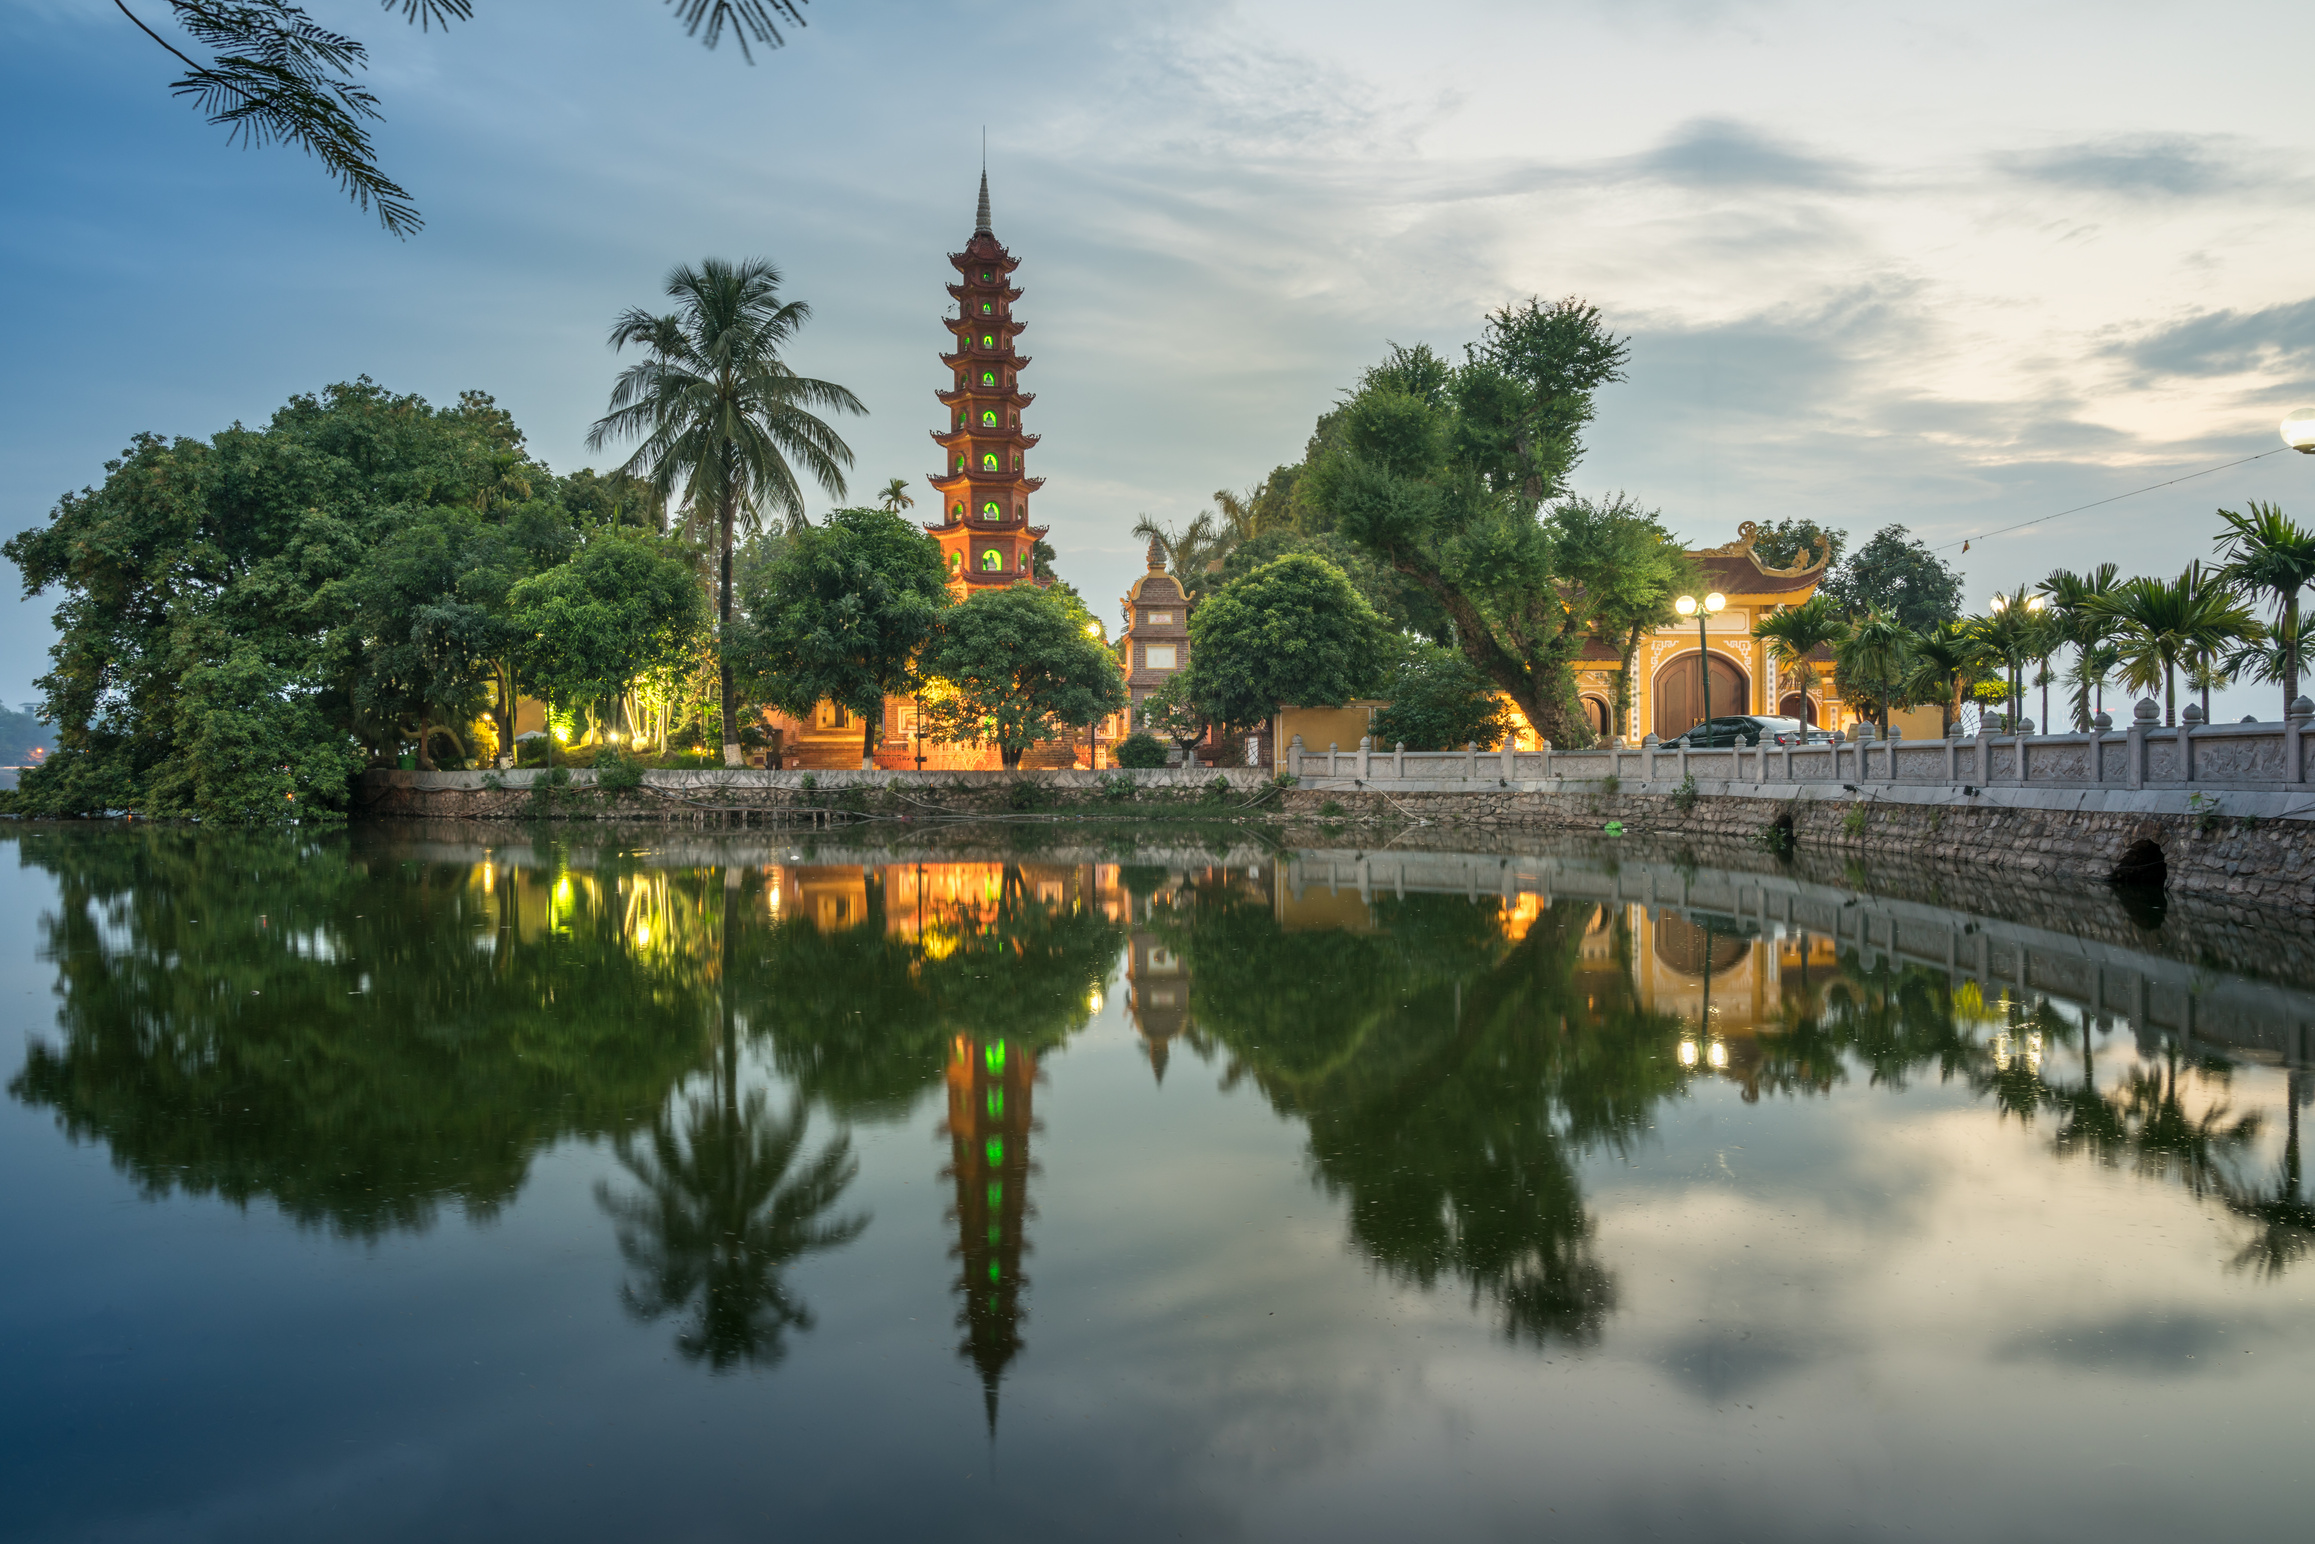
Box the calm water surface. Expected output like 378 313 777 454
4 826 2312 1542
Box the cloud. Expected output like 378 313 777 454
1630 117 1859 191
2000 133 2266 198
1993 1308 2270 1377
2110 296 2315 381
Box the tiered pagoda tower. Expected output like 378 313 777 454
927 173 1046 589
942 1029 1035 1433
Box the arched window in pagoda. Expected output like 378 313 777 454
981 501 1001 521
980 301 992 315
950 550 963 574
980 371 995 386
980 334 994 348
980 410 997 427
980 270 992 282
1017 551 1029 572
981 453 999 471
954 455 965 473
951 502 965 520
981 549 1003 572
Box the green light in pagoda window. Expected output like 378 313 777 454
980 302 992 315
981 270 992 281
986 1180 1002 1209
981 334 994 348
988 1260 1002 1284
986 1088 1003 1118
981 453 999 471
951 502 965 520
955 456 965 472
987 1223 1001 1245
950 551 962 574
985 1136 1004 1166
981 371 995 385
981 410 997 427
981 501 1001 521
981 549 1002 571
986 1040 1006 1073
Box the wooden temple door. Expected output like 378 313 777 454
1653 653 1746 742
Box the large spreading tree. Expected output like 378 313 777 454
1180 553 1388 738
509 527 710 746
1302 300 1635 746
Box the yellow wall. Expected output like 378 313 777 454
1280 700 1387 756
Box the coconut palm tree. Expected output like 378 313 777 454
1752 594 1848 727
2214 501 2315 717
1971 584 2048 731
589 258 866 766
1833 608 1913 735
878 477 915 514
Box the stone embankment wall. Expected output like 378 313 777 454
355 766 1278 824
1278 783 2315 920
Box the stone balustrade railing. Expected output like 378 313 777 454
1284 697 2315 795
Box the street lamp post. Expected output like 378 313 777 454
1673 592 1727 739
2284 408 2315 454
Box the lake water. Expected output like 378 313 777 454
4 825 2312 1542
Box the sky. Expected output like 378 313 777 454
5 0 2315 717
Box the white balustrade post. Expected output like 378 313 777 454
2180 704 2202 784
2088 712 2109 784
1973 722 1992 788
1540 738 1553 781
1886 725 1902 782
1501 735 1516 782
1358 735 1372 781
1393 741 1405 779
1465 741 1478 780
1288 734 1304 779
2289 698 2314 789
1328 741 1339 777
2127 700 2155 788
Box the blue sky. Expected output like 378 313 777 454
6 0 2314 715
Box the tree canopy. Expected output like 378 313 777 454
1821 524 1963 630
732 505 952 765
1181 553 1388 732
918 585 1126 770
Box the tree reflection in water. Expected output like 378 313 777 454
597 1086 865 1371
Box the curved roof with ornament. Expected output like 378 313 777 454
1691 521 1831 596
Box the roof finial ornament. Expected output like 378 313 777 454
1146 536 1166 572
976 132 992 235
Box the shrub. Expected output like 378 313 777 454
1598 773 1620 795
1672 772 1699 812
1115 732 1170 769
596 750 645 794
1842 804 1868 836
1007 780 1044 811
1100 773 1138 802
1318 798 1345 818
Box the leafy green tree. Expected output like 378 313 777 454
1823 524 1963 630
918 585 1126 770
1112 731 1169 768
1560 494 1695 742
110 1 810 234
1752 594 1848 726
733 506 951 768
4 379 551 820
1135 672 1210 757
1214 525 1447 641
1181 553 1387 735
510 527 710 742
1370 641 1512 750
589 258 863 766
2213 502 2315 716
1305 301 1632 744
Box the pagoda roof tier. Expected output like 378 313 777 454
948 248 1019 275
947 282 1022 303
931 427 1041 448
929 473 1048 496
936 388 1034 408
940 350 1032 371
947 317 1027 338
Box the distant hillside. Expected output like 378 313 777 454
0 705 54 767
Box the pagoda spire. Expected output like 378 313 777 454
976 167 992 236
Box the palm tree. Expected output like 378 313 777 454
1971 585 2047 731
2040 564 2122 727
1130 512 1234 594
2089 563 2260 726
2214 501 2315 717
2223 611 2315 705
1752 594 1848 728
1833 608 1913 735
878 477 915 514
1901 621 1986 736
589 258 865 766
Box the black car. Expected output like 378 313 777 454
1672 715 1807 748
